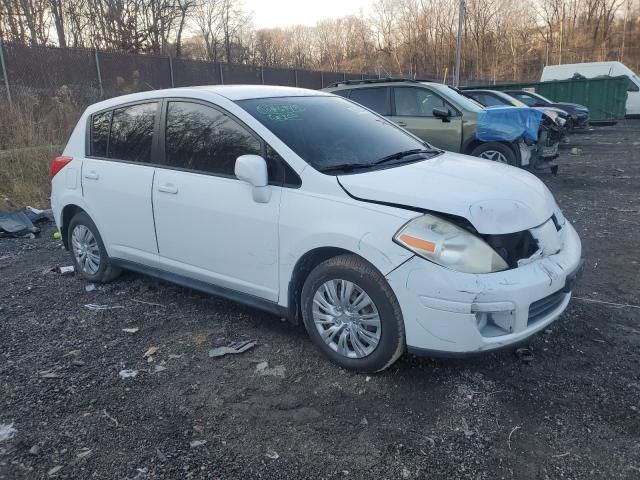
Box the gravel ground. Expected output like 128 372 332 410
1 121 639 480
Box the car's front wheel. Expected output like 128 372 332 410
301 254 405 372
471 142 518 166
67 211 121 283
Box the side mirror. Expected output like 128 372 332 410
235 154 271 203
432 107 451 122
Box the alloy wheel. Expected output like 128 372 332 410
478 149 508 163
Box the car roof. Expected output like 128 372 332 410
86 85 329 112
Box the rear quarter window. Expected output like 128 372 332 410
90 111 111 157
108 102 158 163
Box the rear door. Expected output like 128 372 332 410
152 100 282 301
82 102 160 264
389 86 463 151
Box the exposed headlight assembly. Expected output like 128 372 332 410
556 116 567 127
393 214 508 273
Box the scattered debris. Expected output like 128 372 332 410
0 206 50 238
574 296 640 310
0 423 16 442
515 347 534 363
153 365 167 374
143 346 159 358
28 445 40 455
39 371 62 379
569 147 583 156
63 349 81 358
189 440 207 448
122 327 139 334
85 303 123 311
507 425 521 450
53 231 61 240
156 448 167 462
168 354 183 360
85 283 96 292
58 265 75 275
102 409 119 427
119 369 138 379
360 417 368 426
71 359 85 367
77 448 92 459
47 465 63 477
401 467 411 479
208 340 256 358
256 362 286 378
265 450 280 460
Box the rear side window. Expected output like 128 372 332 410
349 87 390 115
90 111 111 157
468 93 505 107
108 102 157 163
164 101 261 176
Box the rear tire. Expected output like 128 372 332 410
301 254 405 372
471 142 518 166
67 212 121 283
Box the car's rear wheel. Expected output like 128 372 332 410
301 254 405 372
471 142 518 166
68 212 121 283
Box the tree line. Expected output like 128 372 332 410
0 0 638 82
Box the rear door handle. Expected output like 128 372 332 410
396 121 407 127
158 183 178 194
84 171 99 180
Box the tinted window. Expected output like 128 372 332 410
237 96 436 173
469 93 506 107
626 76 639 92
91 111 111 157
349 88 390 115
509 92 537 107
394 87 446 116
165 101 261 176
333 90 351 98
109 103 157 162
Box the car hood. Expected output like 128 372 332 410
338 152 556 235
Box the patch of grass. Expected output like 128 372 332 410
0 145 62 209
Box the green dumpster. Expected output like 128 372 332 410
462 76 628 124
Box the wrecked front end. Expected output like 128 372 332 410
476 106 560 173
385 210 582 357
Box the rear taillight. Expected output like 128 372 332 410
49 156 72 180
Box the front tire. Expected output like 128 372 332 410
67 212 121 283
301 254 405 372
471 142 518 166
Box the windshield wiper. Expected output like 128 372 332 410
320 163 373 173
373 148 439 165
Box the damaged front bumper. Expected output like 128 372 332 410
386 220 582 357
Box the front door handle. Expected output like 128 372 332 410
158 183 178 194
84 171 99 180
396 121 408 127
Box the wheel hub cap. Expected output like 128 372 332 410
312 279 381 359
71 225 101 275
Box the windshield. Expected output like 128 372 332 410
237 96 439 173
496 92 528 107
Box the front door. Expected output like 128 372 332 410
82 102 160 264
152 100 281 301
389 86 463 152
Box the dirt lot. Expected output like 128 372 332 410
1 121 639 480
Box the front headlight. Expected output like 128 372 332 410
393 214 508 273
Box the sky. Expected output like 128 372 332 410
244 0 373 29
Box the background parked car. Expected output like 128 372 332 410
324 79 544 168
504 89 590 130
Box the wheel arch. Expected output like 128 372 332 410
287 247 359 325
60 204 86 250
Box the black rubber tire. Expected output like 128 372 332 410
300 254 405 373
470 142 518 166
67 211 121 283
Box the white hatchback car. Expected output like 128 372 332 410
50 86 582 372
